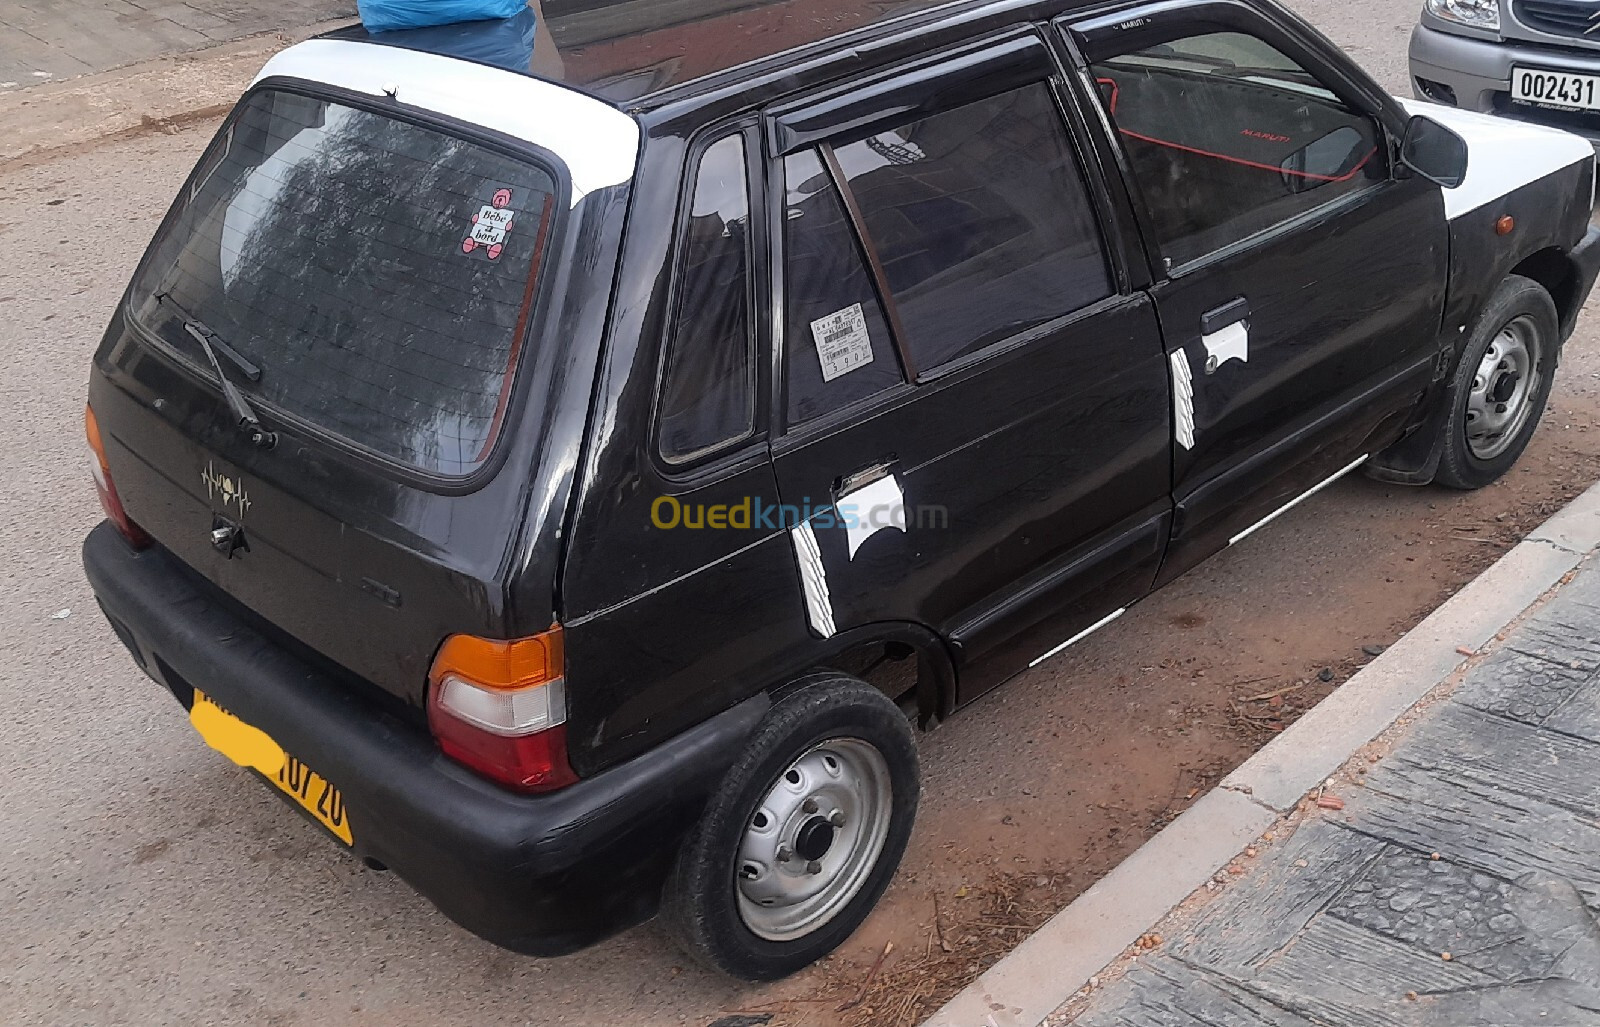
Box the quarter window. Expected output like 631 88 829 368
1091 31 1386 268
783 148 906 426
835 83 1113 371
659 133 756 463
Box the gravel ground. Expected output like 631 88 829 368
4 4 1600 1026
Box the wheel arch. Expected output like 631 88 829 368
1510 246 1583 341
1367 269 1558 485
773 621 957 729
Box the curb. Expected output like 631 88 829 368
0 18 353 169
922 478 1600 1027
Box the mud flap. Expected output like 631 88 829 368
1364 382 1452 486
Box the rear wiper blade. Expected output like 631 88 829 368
184 321 277 449
154 294 262 381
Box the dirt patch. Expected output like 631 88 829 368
707 330 1600 1027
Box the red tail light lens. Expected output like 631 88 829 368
426 628 578 793
86 405 151 550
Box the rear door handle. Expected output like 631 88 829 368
1200 297 1250 335
834 459 896 500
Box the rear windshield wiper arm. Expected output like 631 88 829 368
154 293 262 381
184 320 277 449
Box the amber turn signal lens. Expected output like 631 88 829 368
429 630 563 692
1496 215 1516 236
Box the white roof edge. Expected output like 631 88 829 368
252 38 640 208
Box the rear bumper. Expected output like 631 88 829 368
1410 23 1600 145
82 522 765 956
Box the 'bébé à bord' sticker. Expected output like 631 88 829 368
462 187 516 261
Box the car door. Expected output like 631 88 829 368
1065 1 1450 584
764 30 1174 703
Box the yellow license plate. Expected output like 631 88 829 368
189 689 354 846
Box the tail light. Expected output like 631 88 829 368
427 627 578 793
86 405 151 549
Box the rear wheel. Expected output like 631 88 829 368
662 675 919 980
1435 275 1558 490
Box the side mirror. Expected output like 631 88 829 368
1399 115 1469 188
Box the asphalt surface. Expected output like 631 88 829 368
0 3 1592 1026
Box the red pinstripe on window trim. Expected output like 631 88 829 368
1094 77 1378 184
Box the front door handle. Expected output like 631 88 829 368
1200 297 1250 335
1200 297 1251 375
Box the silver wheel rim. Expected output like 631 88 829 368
735 739 893 942
1466 316 1542 461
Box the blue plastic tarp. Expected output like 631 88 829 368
357 0 529 34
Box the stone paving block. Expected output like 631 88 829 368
1354 758 1600 902
0 0 355 85
1545 677 1600 744
1503 606 1600 672
155 4 230 31
1252 914 1492 1008
1372 703 1600 818
1325 849 1542 981
1074 959 1321 1027
1165 819 1386 974
1453 645 1595 726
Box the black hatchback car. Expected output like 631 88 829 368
84 0 1600 981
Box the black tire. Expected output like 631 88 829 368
1434 274 1559 490
662 675 919 981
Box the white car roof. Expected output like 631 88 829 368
253 38 641 208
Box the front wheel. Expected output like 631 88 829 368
1435 274 1559 490
662 675 919 981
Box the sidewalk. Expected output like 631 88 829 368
1062 557 1600 1026
0 7 354 167
1 0 353 85
927 485 1600 1027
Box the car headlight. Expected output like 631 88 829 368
1425 0 1500 31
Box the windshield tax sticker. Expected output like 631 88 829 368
462 187 516 261
811 303 874 382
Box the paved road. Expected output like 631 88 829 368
1064 557 1600 1027
0 0 353 85
1 2 1598 1026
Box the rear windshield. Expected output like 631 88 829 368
127 88 563 477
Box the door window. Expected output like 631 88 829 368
1090 31 1386 269
783 148 907 426
659 133 757 463
833 83 1112 371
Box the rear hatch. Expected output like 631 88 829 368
89 81 620 712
